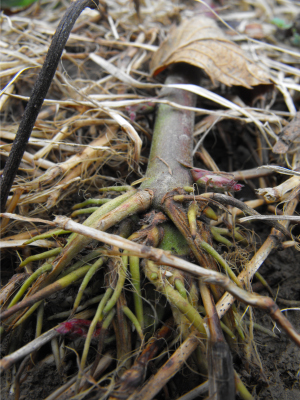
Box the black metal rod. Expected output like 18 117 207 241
0 0 99 212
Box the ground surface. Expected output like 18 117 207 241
246 248 300 399
1 234 299 400
1 0 300 399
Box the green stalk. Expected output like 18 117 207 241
51 337 61 372
234 371 254 400
232 305 246 341
41 189 138 286
24 230 71 245
188 201 198 239
210 227 233 247
122 306 144 343
220 320 236 340
19 248 62 268
80 288 113 370
67 189 136 244
59 249 103 278
198 306 236 340
99 186 132 192
203 206 218 220
8 263 52 308
48 294 104 320
174 278 187 299
211 227 248 246
35 301 44 338
244 321 278 338
145 261 206 337
71 207 99 217
14 301 44 328
198 240 242 288
254 271 273 296
72 257 105 314
2 265 92 320
72 198 110 210
129 256 144 329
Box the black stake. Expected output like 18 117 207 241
0 0 99 212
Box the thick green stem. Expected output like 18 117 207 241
141 64 200 208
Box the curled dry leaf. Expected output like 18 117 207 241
150 16 270 88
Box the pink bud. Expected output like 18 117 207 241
55 319 101 339
126 102 155 121
191 169 243 192
129 111 136 121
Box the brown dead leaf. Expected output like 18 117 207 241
150 16 270 88
273 112 300 154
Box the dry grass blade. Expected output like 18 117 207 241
239 215 300 223
0 0 101 211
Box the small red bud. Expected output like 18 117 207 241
191 169 243 192
126 102 155 121
55 318 101 339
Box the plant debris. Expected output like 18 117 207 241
1 1 300 400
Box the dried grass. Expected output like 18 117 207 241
1 0 300 399
1 1 299 212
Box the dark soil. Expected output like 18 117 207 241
251 248 300 400
258 331 300 400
